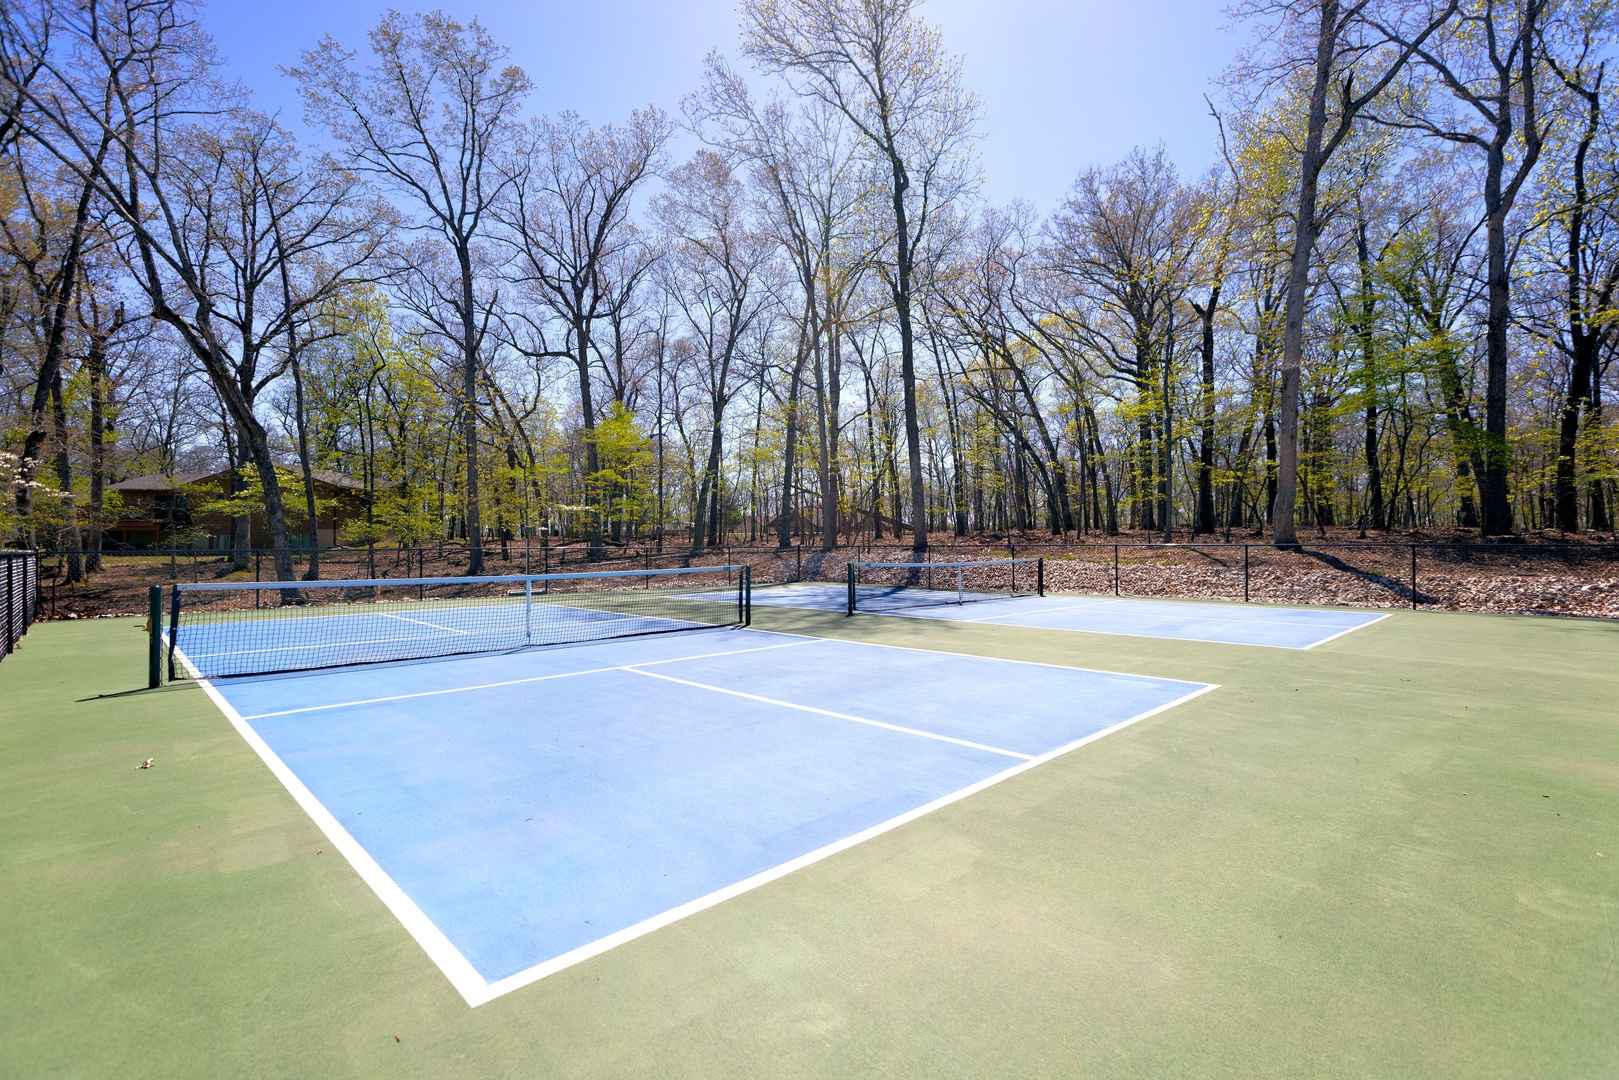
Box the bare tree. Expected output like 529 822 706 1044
292 11 530 574
0 138 102 575
1232 0 1458 544
1375 0 1555 533
1042 148 1198 531
742 0 980 551
1523 12 1617 531
8 0 319 585
690 57 879 551
653 150 779 550
497 108 669 556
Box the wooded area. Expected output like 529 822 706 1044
3 0 1617 588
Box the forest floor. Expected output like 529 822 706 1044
2 601 1614 1077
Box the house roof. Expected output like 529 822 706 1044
309 470 366 491
108 472 215 492
110 468 365 493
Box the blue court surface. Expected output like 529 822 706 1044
183 628 1213 1006
745 585 1389 649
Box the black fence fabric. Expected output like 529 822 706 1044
168 565 751 679
19 540 1619 622
2 551 39 663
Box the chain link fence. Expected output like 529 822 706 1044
23 539 1619 621
2 550 41 663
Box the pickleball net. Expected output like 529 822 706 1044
167 565 751 679
845 558 1043 615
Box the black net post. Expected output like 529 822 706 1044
1410 544 1418 609
167 585 181 682
1244 544 1250 602
1113 543 1120 596
846 563 856 615
741 566 752 626
148 585 162 688
1037 557 1045 597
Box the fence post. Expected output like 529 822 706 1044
795 544 802 582
148 585 162 688
1410 544 1418 609
1113 543 1120 596
1243 544 1250 603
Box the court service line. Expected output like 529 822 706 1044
382 612 469 634
475 678 1221 1006
965 598 1377 631
771 628 1213 684
237 638 823 719
1077 598 1384 629
623 667 1032 761
957 599 1117 623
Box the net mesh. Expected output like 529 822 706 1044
168 565 751 679
846 558 1043 614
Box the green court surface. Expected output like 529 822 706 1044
2 603 1616 1078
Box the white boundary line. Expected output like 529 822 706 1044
474 679 1219 1003
176 632 1217 1009
382 612 469 634
172 642 492 1006
238 639 821 720
1298 611 1393 649
756 626 1211 684
1063 597 1386 631
934 602 1389 651
957 599 1116 622
624 667 1032 760
793 585 1391 650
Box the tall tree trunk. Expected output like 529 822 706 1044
290 353 321 577
86 329 106 571
692 408 724 552
887 154 928 553
1273 0 1340 547
778 340 806 549
812 315 836 552
1355 215 1385 530
17 167 95 541
1193 291 1219 533
1553 63 1607 532
49 372 84 581
458 247 485 572
1083 402 1117 535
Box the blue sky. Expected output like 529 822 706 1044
206 0 1240 211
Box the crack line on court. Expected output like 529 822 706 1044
622 667 1033 760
